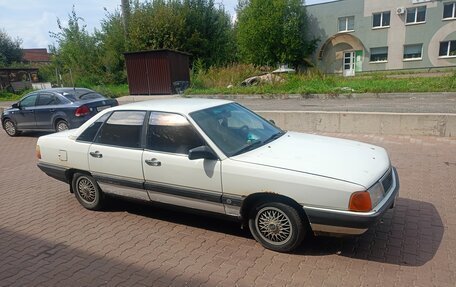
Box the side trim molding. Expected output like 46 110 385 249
92 172 145 190
145 181 222 203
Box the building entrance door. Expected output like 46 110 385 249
343 51 355 76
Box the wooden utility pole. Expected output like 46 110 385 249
121 0 130 42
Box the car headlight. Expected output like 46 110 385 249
368 182 385 208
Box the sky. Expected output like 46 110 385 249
0 0 331 49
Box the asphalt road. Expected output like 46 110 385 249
2 92 456 113
236 94 456 113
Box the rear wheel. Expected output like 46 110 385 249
3 119 19 137
55 120 69 132
72 173 103 210
248 202 306 252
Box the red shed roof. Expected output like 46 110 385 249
22 48 50 62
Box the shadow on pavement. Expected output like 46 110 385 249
0 227 205 286
104 196 443 267
295 198 443 267
14 131 50 138
104 196 251 239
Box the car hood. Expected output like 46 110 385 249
231 132 390 188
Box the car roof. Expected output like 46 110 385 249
38 88 94 94
110 98 233 114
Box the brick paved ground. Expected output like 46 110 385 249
0 130 455 287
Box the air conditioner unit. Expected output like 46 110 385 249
396 7 406 15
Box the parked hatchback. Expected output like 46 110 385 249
1 88 118 136
36 99 399 252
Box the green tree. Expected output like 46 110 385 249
236 0 317 68
0 29 23 66
50 7 102 86
127 0 235 67
128 0 186 51
97 9 127 83
180 0 236 66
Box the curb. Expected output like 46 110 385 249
257 111 456 137
2 99 456 137
189 92 456 100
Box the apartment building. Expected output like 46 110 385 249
306 0 456 75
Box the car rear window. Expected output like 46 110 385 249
78 92 104 100
62 93 78 101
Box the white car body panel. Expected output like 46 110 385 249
222 158 364 211
232 132 390 189
38 130 91 171
88 144 144 181
36 98 399 242
142 150 224 214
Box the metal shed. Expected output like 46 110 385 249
124 49 191 95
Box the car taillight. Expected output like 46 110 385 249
36 145 41 159
349 191 372 212
75 105 90 117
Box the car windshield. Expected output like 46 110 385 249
190 103 284 157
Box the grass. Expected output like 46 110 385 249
2 67 455 101
0 90 31 102
186 67 456 96
90 84 129 98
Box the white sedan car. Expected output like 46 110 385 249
36 99 399 252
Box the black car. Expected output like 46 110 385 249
1 88 118 136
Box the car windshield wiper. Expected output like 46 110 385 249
232 131 285 156
232 140 264 156
263 131 286 144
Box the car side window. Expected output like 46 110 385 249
95 111 146 148
77 113 111 142
19 94 38 108
147 112 205 154
37 93 61 106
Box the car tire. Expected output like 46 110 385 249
248 202 306 252
55 120 69 132
72 173 103 210
3 119 20 137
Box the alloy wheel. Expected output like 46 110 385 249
255 206 293 245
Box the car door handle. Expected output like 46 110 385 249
89 151 103 158
49 109 55 112
145 158 161 166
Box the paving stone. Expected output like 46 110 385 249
0 131 455 286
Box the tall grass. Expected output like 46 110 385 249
187 65 456 95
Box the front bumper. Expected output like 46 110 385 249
304 167 400 235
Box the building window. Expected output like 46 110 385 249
406 6 426 24
338 16 355 32
403 44 423 60
443 3 456 19
370 47 388 62
373 11 390 28
439 41 456 57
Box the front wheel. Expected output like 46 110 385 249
248 202 306 252
72 173 103 210
3 119 19 136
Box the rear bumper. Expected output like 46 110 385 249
304 167 400 235
37 162 69 183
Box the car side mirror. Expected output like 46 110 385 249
12 103 19 109
269 119 276 125
188 146 218 160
